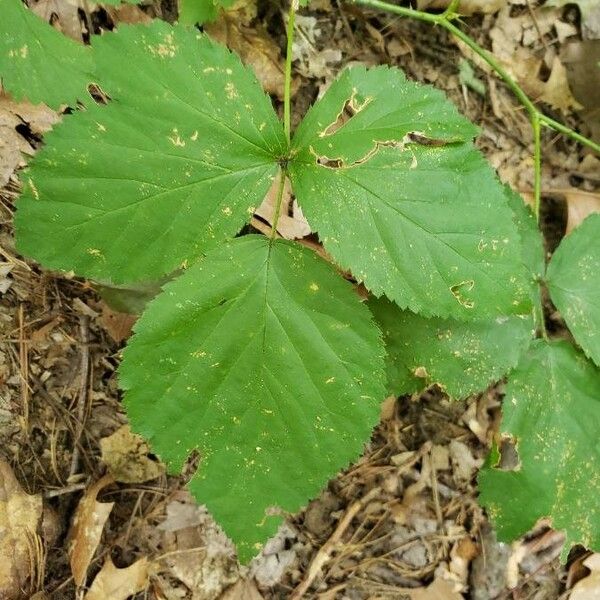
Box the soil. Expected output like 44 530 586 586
0 0 598 599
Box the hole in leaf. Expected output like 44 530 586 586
87 82 111 105
319 90 372 137
496 434 521 471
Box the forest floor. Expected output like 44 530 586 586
1 0 599 598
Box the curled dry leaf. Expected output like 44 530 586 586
570 554 600 600
68 474 114 587
417 0 506 15
254 176 311 240
84 557 148 600
539 56 583 113
220 578 265 600
100 424 164 483
0 461 43 600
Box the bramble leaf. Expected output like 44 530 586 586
369 296 533 398
120 235 385 561
288 66 530 319
15 22 285 284
0 0 92 108
178 0 236 24
478 340 600 555
546 213 600 367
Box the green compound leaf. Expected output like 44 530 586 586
479 340 600 555
0 0 92 108
288 66 530 320
178 0 236 24
15 21 285 284
546 213 600 367
120 235 386 561
369 296 533 398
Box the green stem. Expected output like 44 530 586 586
532 113 542 221
270 168 288 239
283 0 297 146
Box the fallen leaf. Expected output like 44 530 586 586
220 578 265 600
570 554 600 599
254 177 311 240
396 577 464 599
564 189 600 233
68 474 114 587
104 4 153 25
0 461 43 600
547 0 600 40
99 303 137 343
29 0 85 42
539 56 583 112
84 557 148 600
0 263 13 294
100 425 164 483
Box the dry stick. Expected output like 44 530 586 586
18 303 30 429
69 315 91 478
290 486 381 599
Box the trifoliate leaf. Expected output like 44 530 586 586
120 235 385 561
479 340 600 555
15 22 285 284
178 0 236 24
289 66 529 319
0 0 92 108
369 297 533 399
546 213 600 367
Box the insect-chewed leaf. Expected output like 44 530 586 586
178 0 236 24
15 22 285 284
119 235 386 561
369 297 533 399
546 213 600 367
288 66 530 319
0 0 92 108
479 340 600 555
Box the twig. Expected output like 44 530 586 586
290 486 381 599
69 315 91 479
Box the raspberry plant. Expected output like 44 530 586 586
3 0 600 562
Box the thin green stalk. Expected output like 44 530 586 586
283 0 297 146
270 168 288 239
532 112 542 220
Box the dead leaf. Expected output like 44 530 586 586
84 557 149 600
104 3 153 25
99 303 137 343
254 177 311 240
100 425 164 483
539 56 583 113
220 578 264 600
396 577 464 599
570 554 600 599
564 189 600 233
29 0 85 42
0 461 44 600
68 474 114 587
547 0 600 40
0 263 14 294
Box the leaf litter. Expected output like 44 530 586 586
0 0 598 598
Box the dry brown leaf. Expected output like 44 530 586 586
0 461 44 600
206 19 285 99
84 557 149 600
564 189 600 233
104 4 153 25
0 93 59 186
68 474 114 587
254 177 311 240
99 303 137 343
570 554 600 600
220 578 264 600
396 577 464 599
539 56 583 112
100 425 164 483
29 0 85 42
